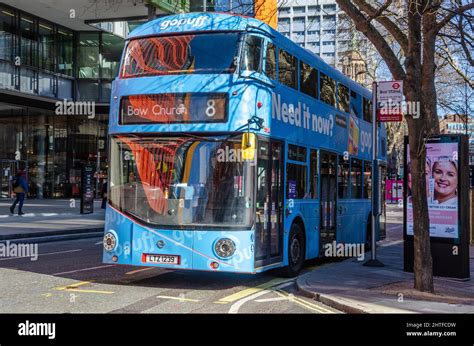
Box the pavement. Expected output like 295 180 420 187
296 205 474 314
0 199 104 241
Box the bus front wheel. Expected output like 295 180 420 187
279 223 305 278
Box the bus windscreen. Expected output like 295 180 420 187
120 33 240 78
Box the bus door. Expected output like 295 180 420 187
319 151 337 254
255 140 284 268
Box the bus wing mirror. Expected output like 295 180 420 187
241 133 256 161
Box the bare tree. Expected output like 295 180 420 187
335 0 474 292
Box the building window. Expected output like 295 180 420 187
279 7 291 14
57 28 73 76
265 42 277 80
309 149 318 199
323 4 337 11
351 158 363 198
0 7 15 62
287 163 307 199
20 14 37 67
101 33 123 79
78 32 100 79
338 83 349 113
293 6 306 14
278 49 297 89
293 17 305 24
320 72 336 106
300 61 318 99
39 21 55 72
322 41 335 46
338 155 349 199
308 5 320 12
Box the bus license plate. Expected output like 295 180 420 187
142 254 180 265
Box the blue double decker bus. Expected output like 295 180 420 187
103 12 387 276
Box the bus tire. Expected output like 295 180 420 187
279 223 305 278
365 216 372 252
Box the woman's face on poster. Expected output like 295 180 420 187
432 161 457 198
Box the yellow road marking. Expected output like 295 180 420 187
275 289 334 313
53 281 114 295
215 278 292 304
157 295 200 302
62 288 114 294
125 267 155 275
54 281 93 290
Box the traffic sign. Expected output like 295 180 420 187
377 80 404 122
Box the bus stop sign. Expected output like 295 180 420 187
377 81 403 122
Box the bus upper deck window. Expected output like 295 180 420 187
241 35 263 73
264 42 277 80
338 83 349 113
278 49 297 89
300 61 318 99
320 73 336 107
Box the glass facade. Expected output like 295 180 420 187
0 4 124 198
0 107 108 198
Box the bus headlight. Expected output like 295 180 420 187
214 238 236 258
103 232 117 252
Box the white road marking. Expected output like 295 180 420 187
255 297 289 303
228 290 271 314
53 264 116 276
156 295 200 302
0 249 82 261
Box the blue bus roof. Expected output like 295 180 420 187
127 12 371 99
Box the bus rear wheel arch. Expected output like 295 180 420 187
279 220 306 277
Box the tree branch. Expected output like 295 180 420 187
352 0 408 54
436 2 474 33
335 0 406 80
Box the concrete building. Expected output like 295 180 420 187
277 0 375 86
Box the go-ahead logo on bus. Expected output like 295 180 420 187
160 16 208 30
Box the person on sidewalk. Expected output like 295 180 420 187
10 170 29 216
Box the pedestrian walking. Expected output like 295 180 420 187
10 170 29 216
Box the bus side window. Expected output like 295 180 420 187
351 158 363 198
309 149 318 199
320 73 336 107
286 163 307 199
363 97 372 123
363 161 372 199
241 35 263 73
338 155 349 199
300 61 318 99
350 90 361 118
265 42 277 80
337 83 349 113
278 49 297 89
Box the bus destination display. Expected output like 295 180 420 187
120 93 227 124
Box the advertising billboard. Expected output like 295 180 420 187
403 134 470 279
406 142 459 238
